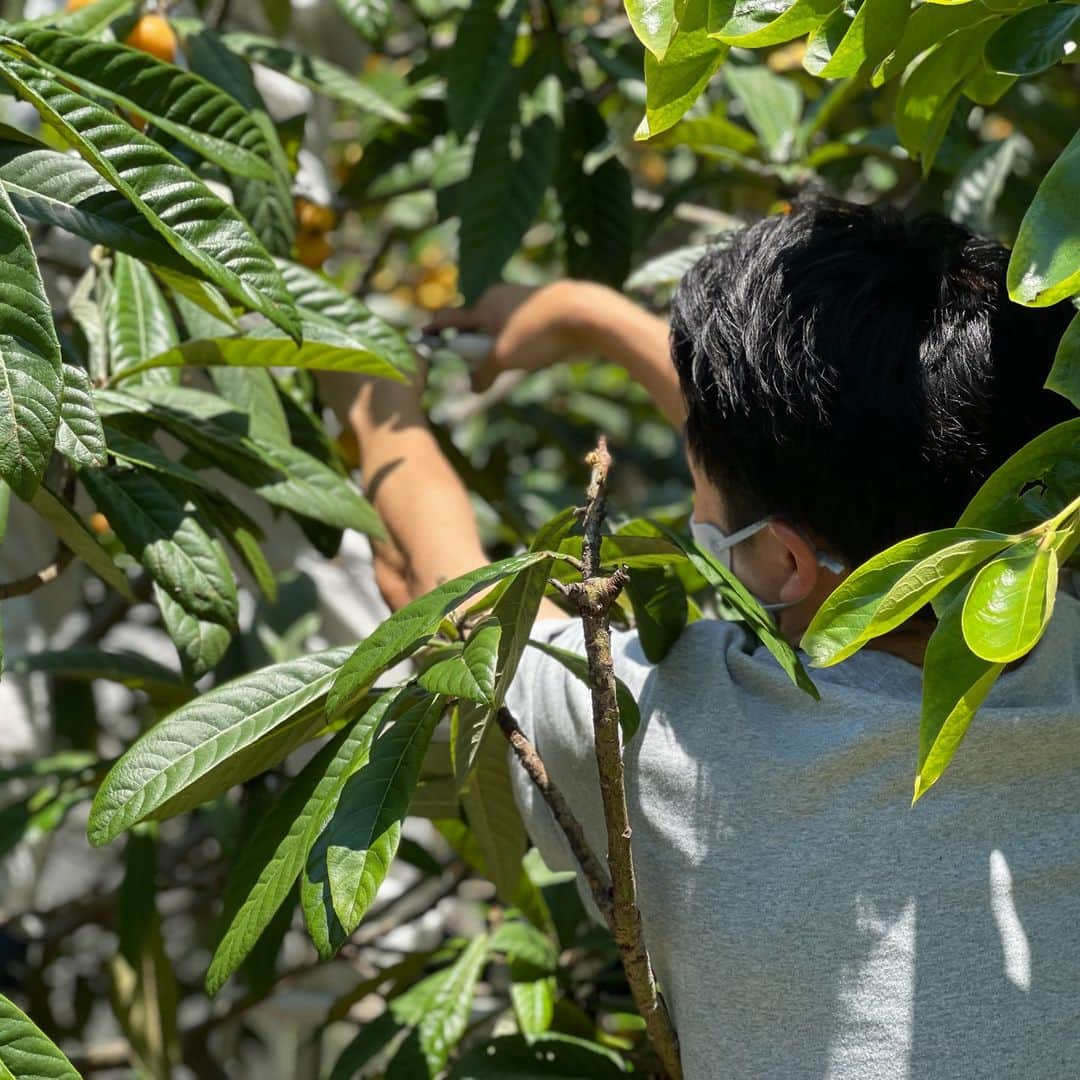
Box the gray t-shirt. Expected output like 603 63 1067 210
506 592 1080 1079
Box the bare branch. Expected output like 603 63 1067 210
0 545 75 599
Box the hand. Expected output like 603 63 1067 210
427 281 596 391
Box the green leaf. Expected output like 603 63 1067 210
711 0 838 45
872 0 986 85
957 418 1080 534
208 689 406 992
420 619 501 704
328 1013 404 1080
447 0 527 136
0 53 300 341
813 0 911 77
985 2 1080 75
458 63 561 302
155 269 239 331
961 538 1058 663
625 242 712 289
107 254 180 386
1008 126 1080 306
944 135 1022 236
195 490 277 603
0 137 182 273
803 528 1013 666
328 552 557 720
447 1032 631 1078
723 64 802 161
27 482 133 600
274 258 416 376
49 0 135 35
112 316 410 384
79 467 238 628
1046 313 1080 408
510 971 556 1037
627 0 678 56
526 638 642 741
0 994 80 1080
210 367 290 446
625 565 688 662
0 179 62 500
56 363 106 468
220 32 407 121
321 696 444 938
11 648 191 703
13 26 279 181
87 646 352 846
103 427 215 497
914 590 1004 802
334 0 391 39
153 583 233 682
414 933 489 1075
637 0 728 139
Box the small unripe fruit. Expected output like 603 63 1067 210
295 198 335 233
296 231 332 269
123 15 178 64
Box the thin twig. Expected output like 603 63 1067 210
0 546 74 599
496 707 613 924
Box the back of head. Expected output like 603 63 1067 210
670 197 1075 567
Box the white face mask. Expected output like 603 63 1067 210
690 518 845 612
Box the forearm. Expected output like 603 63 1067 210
562 282 685 428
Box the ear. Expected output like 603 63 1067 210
766 520 822 605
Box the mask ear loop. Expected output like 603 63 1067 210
816 550 845 575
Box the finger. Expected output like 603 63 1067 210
470 355 499 392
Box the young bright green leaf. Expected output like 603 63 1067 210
711 0 838 46
625 565 689 662
1046 314 1080 408
915 592 1005 802
0 180 62 500
208 689 406 992
0 53 300 340
985 2 1080 75
112 316 409 384
957 418 1080 534
626 0 678 57
87 646 352 846
28 483 134 600
871 0 986 86
510 970 557 1037
488 919 557 970
447 1032 632 1077
803 528 1013 666
1009 126 1080 306
153 583 233 682
420 619 502 704
802 5 856 77
813 0 911 78
961 539 1058 663
107 254 180 386
13 26 278 181
220 32 407 121
327 552 556 720
637 0 728 139
79 467 238 629
0 994 81 1080
322 696 444 937
56 363 106 468
526 638 642 740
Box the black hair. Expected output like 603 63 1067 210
670 197 1075 567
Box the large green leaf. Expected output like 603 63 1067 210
957 418 1080 534
721 64 802 161
448 1033 631 1078
327 552 557 720
810 0 910 77
711 0 837 45
97 384 384 537
871 0 987 86
79 467 238 628
328 1013 404 1080
626 0 677 57
1008 125 1080 306
625 564 688 662
49 0 135 35
210 367 289 445
11 647 191 703
107 254 180 386
802 528 1013 666
208 689 406 992
637 0 728 139
27 482 134 599
1046 313 1080 408
446 0 527 136
961 539 1058 663
321 696 444 937
87 646 352 846
56 362 106 468
915 591 1004 802
220 32 407 121
0 138 185 274
0 52 300 340
274 258 416 376
0 994 80 1080
153 583 233 682
419 619 501 704
0 180 62 500
985 2 1080 75
111 316 409 384
458 63 561 302
13 26 278 181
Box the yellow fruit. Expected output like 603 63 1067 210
767 42 806 73
416 280 454 311
638 151 668 187
89 512 111 535
123 15 178 64
982 115 1014 141
65 0 97 11
417 243 445 270
296 231 332 269
337 427 360 470
295 198 335 233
